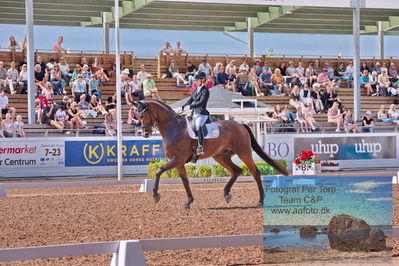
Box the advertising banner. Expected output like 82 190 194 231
263 135 294 161
0 140 65 168
65 139 166 167
294 136 396 160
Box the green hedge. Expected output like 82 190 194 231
147 159 287 179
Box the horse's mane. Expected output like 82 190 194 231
145 99 177 115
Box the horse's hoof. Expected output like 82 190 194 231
153 194 161 204
183 203 191 209
256 201 264 208
224 194 232 204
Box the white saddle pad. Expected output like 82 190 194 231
186 118 220 139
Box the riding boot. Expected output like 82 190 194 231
196 126 205 155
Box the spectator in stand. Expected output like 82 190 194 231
129 75 144 101
377 105 395 122
381 62 388 73
55 105 72 135
59 96 70 111
72 74 86 102
323 62 341 87
362 111 374 132
388 63 399 83
299 84 313 106
216 66 228 88
80 58 90 69
35 56 47 74
161 41 173 55
127 105 140 132
6 61 19 94
213 62 223 76
248 68 263 96
91 58 101 73
88 74 102 100
39 82 54 96
316 69 331 89
34 64 46 92
0 89 16 120
105 94 117 113
50 64 66 95
286 61 299 87
7 36 20 51
143 74 160 99
304 103 317 132
239 60 250 72
197 59 212 77
226 60 237 74
2 113 14 137
388 104 399 121
296 62 307 86
279 62 287 76
253 60 263 77
360 70 372 96
168 60 188 85
282 105 296 122
18 64 28 94
81 64 91 83
235 69 251 96
0 61 7 90
372 62 382 74
272 105 289 123
53 36 67 53
78 94 97 118
14 115 25 137
120 69 131 96
369 71 379 96
173 41 186 55
46 58 56 72
226 68 236 92
67 102 83 136
271 68 287 95
311 85 324 113
259 69 276 96
345 61 354 87
344 110 361 133
295 106 308 132
322 86 341 111
205 75 214 89
95 68 109 87
104 113 117 136
262 62 271 73
313 60 322 74
289 85 304 110
378 69 390 96
42 100 64 132
335 62 352 84
328 102 343 132
69 65 81 87
58 57 69 79
35 98 42 124
305 63 317 87
186 61 197 87
137 64 148 85
90 95 107 115
360 61 370 73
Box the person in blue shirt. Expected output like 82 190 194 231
360 70 372 95
216 66 228 88
259 69 278 96
88 74 102 100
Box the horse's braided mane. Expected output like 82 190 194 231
146 99 176 114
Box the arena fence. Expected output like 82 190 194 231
0 234 263 265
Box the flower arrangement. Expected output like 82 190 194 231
321 161 339 167
294 150 320 165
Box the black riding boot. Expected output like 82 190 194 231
196 126 205 155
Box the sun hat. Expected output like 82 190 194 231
123 68 130 74
366 111 372 115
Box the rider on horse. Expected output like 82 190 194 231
181 71 209 156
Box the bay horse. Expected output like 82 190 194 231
135 99 289 209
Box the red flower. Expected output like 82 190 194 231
317 159 320 163
294 158 300 165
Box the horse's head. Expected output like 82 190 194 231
135 101 154 138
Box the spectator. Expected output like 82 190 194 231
316 69 332 89
261 62 271 72
205 75 214 89
46 58 56 71
381 62 388 73
143 74 160 99
388 104 399 120
88 74 101 100
226 68 236 92
0 89 16 120
388 63 399 83
50 64 66 95
305 63 317 87
105 94 117 113
174 41 186 55
377 105 395 122
322 86 341 111
58 57 70 79
272 105 290 123
372 62 381 74
95 68 109 86
69 64 82 87
39 81 54 96
296 62 307 86
344 110 361 133
295 106 308 132
289 85 304 110
34 64 46 92
186 61 197 87
67 102 83 136
304 103 317 132
78 94 97 118
259 69 276 96
239 60 249 72
360 70 372 96
161 41 173 55
104 113 117 136
18 64 28 94
345 61 354 87
323 62 341 87
81 64 91 83
80 58 90 69
197 59 212 77
59 95 70 111
53 36 67 53
13 115 25 137
362 111 374 133
35 98 42 124
91 58 100 73
314 60 322 74
360 61 369 73
120 69 131 96
271 68 287 95
369 71 379 96
335 62 352 84
137 64 148 85
7 36 20 51
129 75 144 101
0 61 8 90
253 60 263 76
213 62 223 76
248 68 263 96
311 85 324 113
299 84 313 106
55 105 72 135
378 69 390 96
127 105 140 131
216 66 228 88
226 60 237 74
71 74 86 102
35 56 47 75
6 61 19 94
42 100 64 132
282 105 296 122
279 62 287 76
328 102 343 132
90 95 107 115
286 61 300 87
2 113 14 137
169 61 187 85
235 69 251 96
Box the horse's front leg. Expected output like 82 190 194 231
153 159 179 203
176 165 194 209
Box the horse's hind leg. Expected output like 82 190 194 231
176 165 194 209
213 153 242 203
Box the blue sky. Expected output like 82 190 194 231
1 24 398 57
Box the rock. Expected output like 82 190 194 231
270 228 280 233
327 214 387 252
299 226 318 238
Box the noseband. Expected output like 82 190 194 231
138 106 156 129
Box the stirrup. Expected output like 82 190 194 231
196 145 204 155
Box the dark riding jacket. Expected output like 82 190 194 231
183 85 210 116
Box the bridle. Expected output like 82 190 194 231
138 105 156 130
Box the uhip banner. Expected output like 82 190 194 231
65 139 165 167
0 140 65 168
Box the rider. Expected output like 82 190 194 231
181 71 210 155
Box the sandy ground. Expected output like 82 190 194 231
0 182 398 265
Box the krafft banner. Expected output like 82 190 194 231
65 139 166 167
294 136 396 160
0 140 65 168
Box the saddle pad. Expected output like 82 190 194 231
186 118 220 139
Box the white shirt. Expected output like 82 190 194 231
19 71 28 81
59 64 69 74
346 65 354 74
388 109 399 119
46 62 54 71
137 71 148 85
0 95 8 107
7 69 18 81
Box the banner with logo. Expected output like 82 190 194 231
294 136 396 160
263 135 294 161
65 139 166 167
0 140 65 168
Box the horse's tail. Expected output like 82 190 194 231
243 124 290 176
